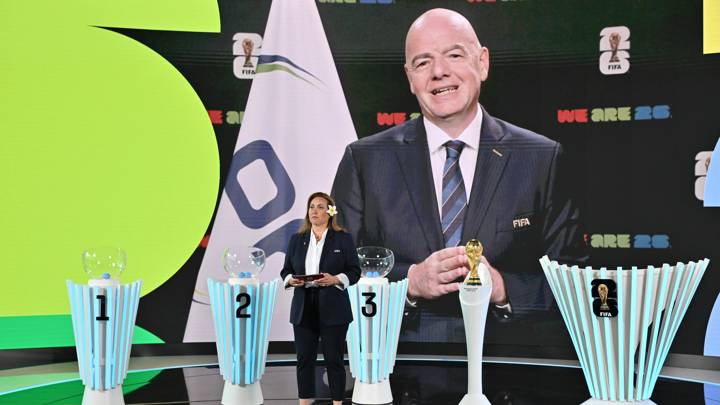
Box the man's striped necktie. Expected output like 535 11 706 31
441 140 467 247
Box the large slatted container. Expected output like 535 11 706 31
66 279 142 404
539 256 709 404
207 278 279 404
347 278 408 404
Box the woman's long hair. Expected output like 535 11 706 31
298 192 344 234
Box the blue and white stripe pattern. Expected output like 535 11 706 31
539 256 709 402
347 279 408 384
207 279 279 386
442 140 467 248
66 280 142 391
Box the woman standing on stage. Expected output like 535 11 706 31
281 191 361 405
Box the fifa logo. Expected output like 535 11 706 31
591 279 618 318
599 26 630 75
233 33 263 79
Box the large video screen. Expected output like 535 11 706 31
2 0 719 360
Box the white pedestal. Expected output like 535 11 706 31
352 379 392 405
208 279 279 405
68 280 142 405
581 399 656 405
82 386 124 405
347 278 409 405
222 381 263 405
459 393 491 405
458 264 492 405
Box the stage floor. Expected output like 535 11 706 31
1 356 719 404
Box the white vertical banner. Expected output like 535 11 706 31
184 0 357 342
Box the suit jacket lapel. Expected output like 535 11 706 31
318 228 335 271
462 109 512 242
299 232 310 275
395 119 444 253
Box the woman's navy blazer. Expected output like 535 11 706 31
280 228 361 326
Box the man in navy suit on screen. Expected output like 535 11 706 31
332 8 586 346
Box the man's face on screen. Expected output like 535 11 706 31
404 13 488 129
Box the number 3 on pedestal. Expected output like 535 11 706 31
362 292 376 317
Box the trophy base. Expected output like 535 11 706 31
459 393 491 405
352 379 392 405
465 277 482 286
581 399 656 405
222 380 263 405
82 386 124 405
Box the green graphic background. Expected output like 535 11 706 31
0 369 162 403
0 0 221 349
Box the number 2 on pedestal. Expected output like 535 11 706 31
236 293 251 318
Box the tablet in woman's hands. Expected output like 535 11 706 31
292 274 323 281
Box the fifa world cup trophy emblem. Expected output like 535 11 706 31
598 283 610 311
242 38 255 68
465 240 483 286
609 32 621 63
